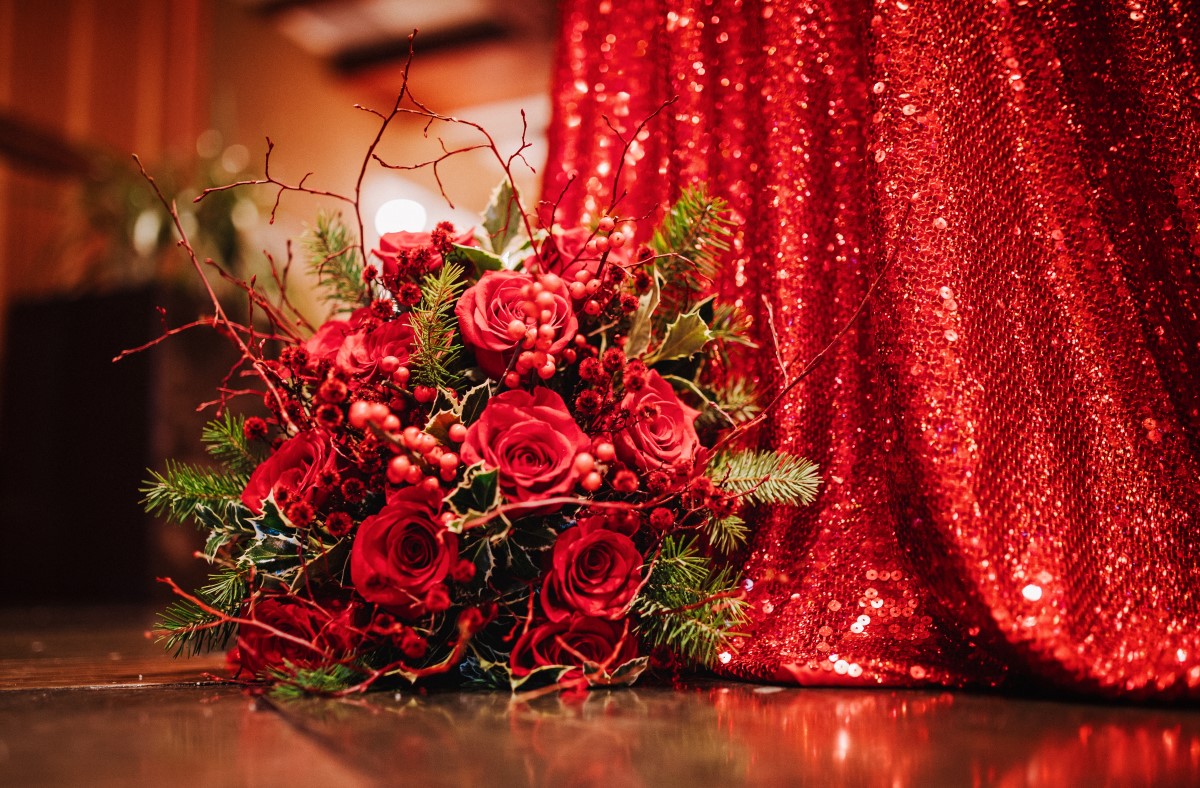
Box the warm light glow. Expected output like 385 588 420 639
375 198 428 235
1021 583 1043 602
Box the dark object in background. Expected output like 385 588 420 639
0 288 154 604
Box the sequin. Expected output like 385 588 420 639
545 0 1200 698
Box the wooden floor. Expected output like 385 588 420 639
2 609 1199 787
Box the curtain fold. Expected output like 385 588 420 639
542 0 1200 697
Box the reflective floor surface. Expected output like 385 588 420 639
2 609 1198 787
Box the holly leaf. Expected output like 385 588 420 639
461 536 495 587
445 463 501 528
459 382 492 427
647 300 714 364
624 270 661 358
582 656 650 687
424 409 458 445
446 243 505 276
482 181 526 256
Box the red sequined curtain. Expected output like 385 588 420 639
543 0 1200 697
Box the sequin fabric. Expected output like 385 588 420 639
543 0 1200 696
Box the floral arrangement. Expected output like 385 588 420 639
138 64 818 696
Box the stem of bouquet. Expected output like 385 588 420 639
124 157 295 421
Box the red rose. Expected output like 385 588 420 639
241 430 336 515
535 226 631 283
455 270 578 379
541 520 644 621
460 388 590 510
613 370 701 472
234 595 359 677
510 615 638 680
350 485 458 620
376 227 474 280
335 314 414 379
305 318 354 364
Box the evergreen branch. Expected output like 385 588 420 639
633 536 746 667
649 185 736 312
696 376 761 431
142 460 248 526
710 303 758 348
157 570 247 657
704 514 749 555
305 211 367 311
409 262 467 388
269 662 362 699
708 451 820 506
201 412 264 475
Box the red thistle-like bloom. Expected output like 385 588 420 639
601 347 626 373
645 471 671 494
424 584 451 613
633 269 652 292
286 500 315 527
648 507 676 530
318 378 349 403
315 403 344 429
575 389 603 415
611 469 639 493
578 357 603 382
243 417 269 441
396 282 422 307
450 559 476 584
324 511 354 537
619 293 640 313
400 629 428 659
341 477 366 504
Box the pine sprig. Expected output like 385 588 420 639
649 185 737 311
704 514 750 555
142 460 248 526
409 262 467 388
305 211 367 311
157 570 247 657
201 412 263 475
633 536 747 667
269 662 361 699
696 376 762 431
708 451 820 506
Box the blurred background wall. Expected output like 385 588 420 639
0 0 556 606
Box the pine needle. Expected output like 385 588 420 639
157 570 246 657
708 451 820 506
305 211 366 312
633 536 747 667
142 460 247 525
201 412 263 475
409 262 467 388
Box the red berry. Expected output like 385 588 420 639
597 216 615 233
413 386 436 403
595 442 615 462
439 452 460 471
573 452 595 474
449 423 468 443
392 366 410 385
507 319 527 340
504 371 521 388
379 355 401 375
349 401 371 429
584 299 602 316
609 231 626 248
540 273 562 291
581 471 603 492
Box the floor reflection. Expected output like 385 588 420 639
273 681 1200 787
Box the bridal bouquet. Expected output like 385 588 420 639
139 71 818 696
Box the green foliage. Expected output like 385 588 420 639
268 662 361 699
633 536 746 667
709 302 758 348
408 262 467 388
482 181 526 255
305 212 366 311
694 376 762 431
201 412 264 475
142 460 247 526
708 451 820 506
646 302 714 364
704 514 749 555
157 570 247 657
649 185 736 313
